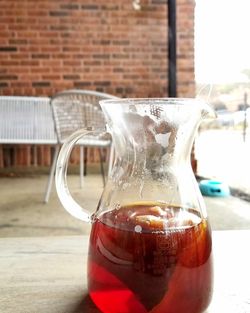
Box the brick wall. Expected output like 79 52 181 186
0 0 195 168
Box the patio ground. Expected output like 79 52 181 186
0 173 250 238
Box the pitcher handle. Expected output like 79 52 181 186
55 128 106 223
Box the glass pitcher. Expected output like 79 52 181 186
55 98 215 313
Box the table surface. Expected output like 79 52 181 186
1 231 250 313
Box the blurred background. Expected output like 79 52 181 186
195 0 250 195
0 0 250 237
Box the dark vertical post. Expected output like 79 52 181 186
168 0 177 97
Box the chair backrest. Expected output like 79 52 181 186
51 90 117 142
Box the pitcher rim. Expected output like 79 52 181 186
99 97 207 106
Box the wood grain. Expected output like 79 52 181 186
0 231 250 313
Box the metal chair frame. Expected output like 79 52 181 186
44 89 117 202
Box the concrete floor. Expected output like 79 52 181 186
1 174 250 238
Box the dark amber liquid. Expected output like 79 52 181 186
88 203 213 313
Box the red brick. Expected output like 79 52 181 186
0 0 195 168
41 46 62 53
1 60 20 66
19 46 40 53
42 74 61 80
10 81 31 88
40 60 62 67
20 60 40 66
30 67 50 74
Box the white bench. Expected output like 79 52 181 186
0 96 58 202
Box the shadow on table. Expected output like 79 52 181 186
71 294 101 313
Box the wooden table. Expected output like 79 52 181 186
1 231 250 313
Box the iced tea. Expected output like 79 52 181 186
88 202 213 313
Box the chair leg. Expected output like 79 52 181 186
80 146 84 188
44 145 60 203
98 148 105 186
84 147 87 176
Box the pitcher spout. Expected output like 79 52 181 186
200 100 217 121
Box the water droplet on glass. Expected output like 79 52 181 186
134 225 142 233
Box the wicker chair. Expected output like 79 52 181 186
44 89 117 203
